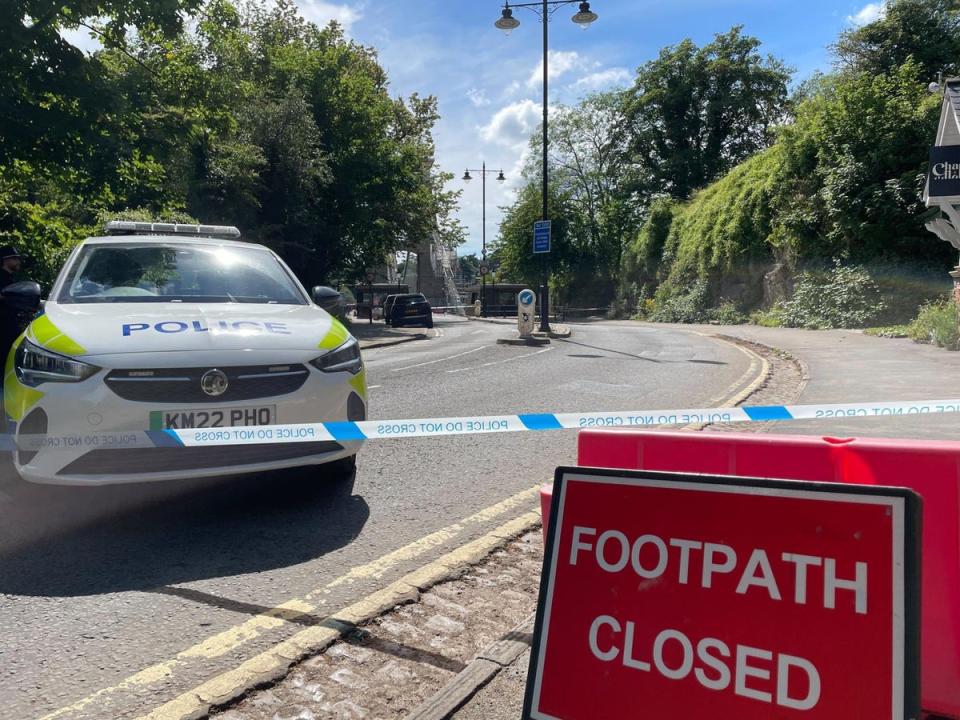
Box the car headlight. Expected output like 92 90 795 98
15 339 100 387
310 337 362 375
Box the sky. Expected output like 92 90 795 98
63 0 890 258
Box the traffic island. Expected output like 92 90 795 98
495 324 571 345
496 336 551 346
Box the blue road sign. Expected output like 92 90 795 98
533 220 551 254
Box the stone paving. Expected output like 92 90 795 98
211 532 544 720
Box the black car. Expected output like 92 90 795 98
389 293 433 328
382 294 401 325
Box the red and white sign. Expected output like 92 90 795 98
524 468 920 720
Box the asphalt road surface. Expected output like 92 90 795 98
0 318 755 720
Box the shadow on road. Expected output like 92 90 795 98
0 466 369 597
557 338 728 366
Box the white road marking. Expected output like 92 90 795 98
390 345 489 372
446 346 554 373
367 385 382 390
470 329 486 335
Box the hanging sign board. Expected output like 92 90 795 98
928 145 960 199
524 467 921 720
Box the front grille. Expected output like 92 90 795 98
105 364 310 403
58 441 344 476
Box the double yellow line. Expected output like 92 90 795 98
39 485 542 720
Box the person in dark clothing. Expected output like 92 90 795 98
0 245 24 365
0 245 21 291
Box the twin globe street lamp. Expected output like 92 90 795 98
493 1 598 331
462 163 506 317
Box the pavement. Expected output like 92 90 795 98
1 316 760 720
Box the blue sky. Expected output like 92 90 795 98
65 1 888 257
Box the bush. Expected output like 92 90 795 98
750 308 784 327
707 300 748 325
775 260 886 329
907 298 960 350
649 280 710 323
863 325 910 338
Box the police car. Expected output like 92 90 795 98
5 222 366 485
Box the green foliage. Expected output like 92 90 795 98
0 0 463 290
620 0 956 319
863 325 911 338
621 26 791 200
781 61 945 262
750 309 784 327
492 184 578 293
515 92 639 306
458 254 480 284
907 297 960 349
833 0 960 80
621 198 675 289
656 146 789 300
649 280 710 323
707 301 749 325
774 261 886 329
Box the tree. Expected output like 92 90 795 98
539 93 641 286
1 0 465 288
1 0 202 166
458 253 480 284
621 26 791 200
780 60 947 263
493 183 594 304
833 0 960 81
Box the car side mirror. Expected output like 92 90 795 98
2 281 42 313
312 286 343 315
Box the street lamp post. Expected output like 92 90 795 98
495 0 598 332
463 163 506 317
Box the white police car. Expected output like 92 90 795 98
5 222 366 485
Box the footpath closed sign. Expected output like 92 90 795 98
524 468 921 720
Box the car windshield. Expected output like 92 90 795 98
57 243 306 304
397 295 426 305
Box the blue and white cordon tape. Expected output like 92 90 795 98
10 398 960 452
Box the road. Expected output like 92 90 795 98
0 318 756 720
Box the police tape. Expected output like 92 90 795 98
6 398 960 452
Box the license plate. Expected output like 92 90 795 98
150 406 276 430
406 308 419 315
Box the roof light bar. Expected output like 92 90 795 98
104 221 241 239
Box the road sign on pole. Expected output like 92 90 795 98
533 220 551 254
479 264 490 276
524 467 921 720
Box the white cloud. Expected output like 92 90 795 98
847 2 886 26
297 1 362 32
573 67 632 91
480 100 541 150
527 50 588 88
467 88 491 108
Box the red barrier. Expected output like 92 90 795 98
553 430 960 719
